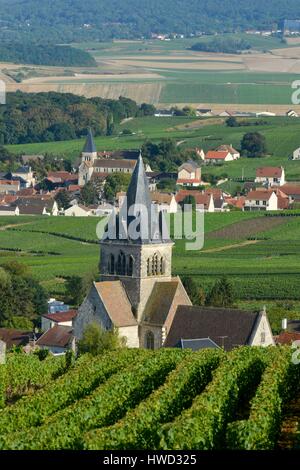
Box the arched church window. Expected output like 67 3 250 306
127 256 134 276
160 257 165 275
147 258 151 276
145 331 155 350
109 254 115 275
117 251 126 275
152 253 159 275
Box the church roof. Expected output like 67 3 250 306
94 281 137 327
83 128 97 154
164 306 259 351
102 153 172 245
142 277 192 328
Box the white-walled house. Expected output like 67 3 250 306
215 145 240 160
205 151 234 163
0 205 19 216
293 147 300 160
244 189 278 211
64 204 94 217
41 310 78 332
151 192 178 213
177 161 202 187
255 167 285 187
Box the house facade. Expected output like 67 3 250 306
255 167 285 187
244 189 278 211
177 161 202 187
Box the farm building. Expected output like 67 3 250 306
177 161 202 187
205 151 234 163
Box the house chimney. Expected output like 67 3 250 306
282 318 288 330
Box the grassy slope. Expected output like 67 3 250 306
7 116 300 180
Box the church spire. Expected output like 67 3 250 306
83 128 97 154
103 152 171 245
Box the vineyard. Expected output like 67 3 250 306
0 346 300 450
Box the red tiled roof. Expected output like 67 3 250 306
275 331 300 345
16 188 36 196
68 185 81 192
256 167 282 178
42 310 78 323
246 190 275 201
205 151 229 160
36 325 73 348
175 190 211 208
280 184 300 196
0 328 32 349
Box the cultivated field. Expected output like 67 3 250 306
2 35 300 106
0 347 299 450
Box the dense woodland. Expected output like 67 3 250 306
0 43 96 67
0 92 154 145
190 38 252 54
0 0 298 42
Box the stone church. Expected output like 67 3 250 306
74 153 192 348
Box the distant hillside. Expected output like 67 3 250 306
0 43 96 67
0 0 300 42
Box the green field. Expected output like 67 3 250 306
1 211 300 331
7 116 300 180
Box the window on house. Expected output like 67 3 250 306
256 200 259 205
145 331 155 350
147 258 151 276
263 201 267 206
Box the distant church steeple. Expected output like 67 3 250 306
100 152 173 321
81 128 97 163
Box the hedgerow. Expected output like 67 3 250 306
1 349 183 450
0 348 141 441
83 348 223 450
159 347 268 450
226 346 300 450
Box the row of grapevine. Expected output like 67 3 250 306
158 347 268 450
3 353 65 404
1 349 183 450
0 348 142 440
83 349 223 450
226 346 300 450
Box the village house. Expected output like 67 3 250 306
64 204 96 217
42 171 78 191
36 325 75 355
215 144 240 160
292 147 300 160
164 306 274 351
177 161 202 187
255 166 285 187
41 309 78 332
175 189 214 212
151 192 178 213
205 150 234 163
12 196 59 216
11 166 35 188
0 179 20 194
0 205 20 216
280 184 300 203
244 189 278 211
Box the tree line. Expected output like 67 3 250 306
0 43 96 67
0 92 155 145
0 0 299 43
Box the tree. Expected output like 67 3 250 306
55 189 71 210
205 276 235 307
139 103 156 116
78 323 126 356
182 276 206 306
104 173 131 202
65 273 95 306
241 132 267 158
226 117 239 127
79 181 98 205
